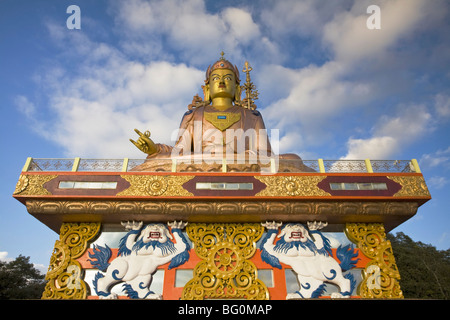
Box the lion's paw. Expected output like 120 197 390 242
331 292 350 299
168 220 188 230
121 220 143 231
286 292 302 300
99 293 118 299
145 293 163 300
262 221 282 230
307 221 328 231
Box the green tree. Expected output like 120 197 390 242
0 255 46 299
388 232 450 299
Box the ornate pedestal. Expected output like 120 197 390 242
13 158 430 299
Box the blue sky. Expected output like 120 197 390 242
1 0 449 272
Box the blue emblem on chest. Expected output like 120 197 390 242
217 115 227 119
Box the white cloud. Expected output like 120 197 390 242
434 94 450 118
22 22 206 158
21 1 287 159
343 136 398 160
374 104 431 138
278 131 304 154
260 0 350 38
438 232 449 246
262 61 374 148
323 0 427 63
0 251 47 274
113 0 273 65
34 263 48 275
342 104 432 159
17 0 449 163
42 60 204 158
420 147 450 169
14 96 36 118
0 251 12 262
116 0 156 31
428 176 449 189
257 0 448 158
221 8 261 44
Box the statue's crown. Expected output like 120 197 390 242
205 52 240 83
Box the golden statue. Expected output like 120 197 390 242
130 53 312 172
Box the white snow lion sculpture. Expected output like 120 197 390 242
261 221 358 299
89 220 190 299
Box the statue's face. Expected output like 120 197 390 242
208 68 237 100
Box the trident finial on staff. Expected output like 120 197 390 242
242 61 258 110
243 61 252 74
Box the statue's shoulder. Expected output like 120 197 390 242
183 94 209 119
241 107 261 117
183 109 194 117
251 109 261 117
181 106 204 123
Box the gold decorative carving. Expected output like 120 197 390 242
42 222 101 299
255 175 330 197
25 199 418 234
117 175 194 197
345 223 403 298
13 174 56 195
14 175 29 194
388 176 430 197
182 223 269 300
26 199 418 216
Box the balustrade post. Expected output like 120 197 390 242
318 159 325 173
122 158 129 172
22 157 33 172
411 159 421 173
72 158 81 172
365 159 374 173
172 158 177 172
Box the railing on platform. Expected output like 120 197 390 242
22 157 421 174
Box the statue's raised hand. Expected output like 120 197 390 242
130 129 158 155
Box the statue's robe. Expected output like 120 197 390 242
150 104 272 161
136 104 314 172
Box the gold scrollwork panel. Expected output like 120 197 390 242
13 174 57 196
42 222 101 299
255 176 330 197
345 223 403 298
182 223 269 300
117 175 194 197
388 175 430 197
